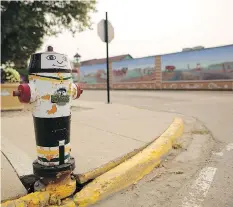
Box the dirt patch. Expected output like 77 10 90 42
172 143 183 149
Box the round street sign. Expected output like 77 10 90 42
97 19 114 43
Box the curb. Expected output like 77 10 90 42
1 176 76 207
73 117 184 207
1 192 50 207
1 194 76 207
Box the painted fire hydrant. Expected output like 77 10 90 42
13 46 82 193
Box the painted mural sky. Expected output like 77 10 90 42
161 45 233 70
112 56 155 70
80 63 106 75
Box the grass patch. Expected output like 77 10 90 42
191 129 209 135
170 171 184 175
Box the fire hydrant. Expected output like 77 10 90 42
13 46 82 194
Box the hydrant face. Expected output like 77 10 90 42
41 53 71 69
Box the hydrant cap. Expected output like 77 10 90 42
47 46 53 52
18 84 31 103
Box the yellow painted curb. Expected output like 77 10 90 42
1 192 50 207
49 198 76 207
74 117 184 207
1 176 76 207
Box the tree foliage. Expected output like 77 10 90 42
1 0 96 68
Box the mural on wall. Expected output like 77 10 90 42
161 45 233 81
71 68 79 83
80 63 106 84
112 57 155 83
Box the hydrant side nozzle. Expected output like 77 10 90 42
75 83 83 99
13 84 31 103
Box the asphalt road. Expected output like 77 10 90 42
80 90 233 207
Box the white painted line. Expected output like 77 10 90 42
182 167 217 207
1 136 33 177
168 109 176 112
212 152 223 157
164 102 181 106
226 143 233 151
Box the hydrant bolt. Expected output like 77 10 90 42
13 90 21 97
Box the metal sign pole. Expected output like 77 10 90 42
105 12 110 104
97 13 114 104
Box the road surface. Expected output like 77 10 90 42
80 90 233 207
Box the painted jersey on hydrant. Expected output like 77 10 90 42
13 46 82 175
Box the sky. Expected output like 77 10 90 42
38 0 233 62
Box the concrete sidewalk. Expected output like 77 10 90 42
1 152 27 201
1 100 176 200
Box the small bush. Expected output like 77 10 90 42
1 67 20 83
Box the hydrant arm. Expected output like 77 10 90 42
13 83 37 103
72 83 83 100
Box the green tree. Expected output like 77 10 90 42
1 0 96 68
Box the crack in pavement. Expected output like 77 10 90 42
72 120 148 144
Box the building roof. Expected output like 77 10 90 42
80 54 133 66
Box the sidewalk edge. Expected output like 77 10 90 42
73 117 184 207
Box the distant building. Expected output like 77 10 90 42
74 53 81 59
73 53 81 65
72 53 82 83
80 54 133 66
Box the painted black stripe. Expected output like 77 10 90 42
38 154 70 163
59 145 65 164
33 116 71 147
29 69 71 73
30 74 72 80
33 157 75 177
29 54 41 70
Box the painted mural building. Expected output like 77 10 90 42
80 63 107 85
78 44 233 90
112 56 156 83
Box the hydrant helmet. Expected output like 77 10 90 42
29 47 72 74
